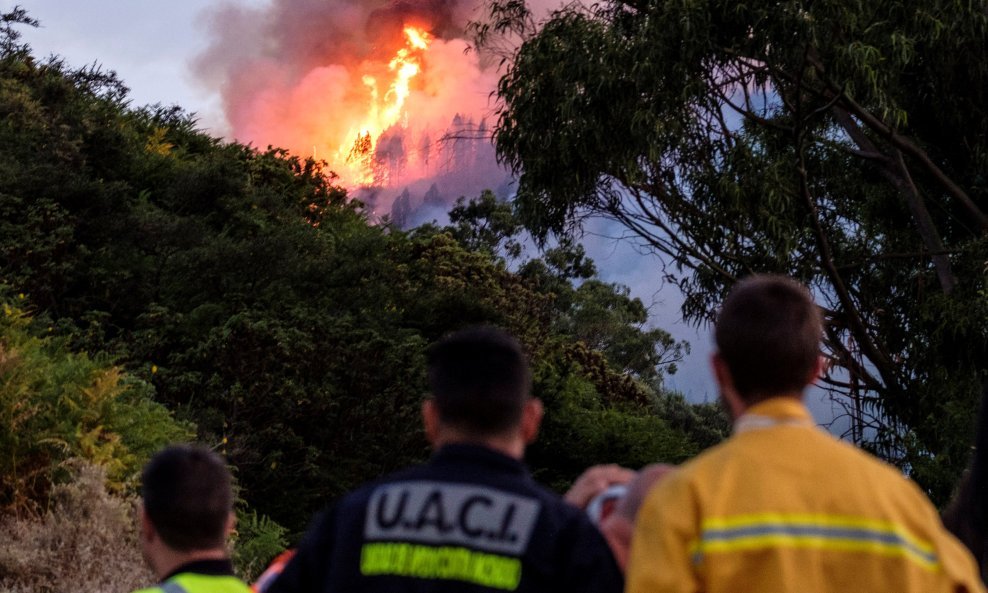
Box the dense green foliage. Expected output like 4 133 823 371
0 7 724 545
486 0 988 502
0 300 191 514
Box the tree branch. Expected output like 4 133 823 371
805 53 988 232
893 147 957 293
831 106 957 293
792 51 898 391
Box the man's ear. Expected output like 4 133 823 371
140 505 156 544
521 398 544 444
226 511 237 537
809 354 827 386
422 398 440 445
711 353 744 420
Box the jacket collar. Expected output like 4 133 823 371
430 443 529 476
162 558 236 582
734 397 814 433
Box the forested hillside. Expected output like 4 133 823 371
0 9 724 587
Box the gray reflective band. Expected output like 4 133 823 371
160 581 189 593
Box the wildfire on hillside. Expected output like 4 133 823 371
196 0 511 224
340 25 431 186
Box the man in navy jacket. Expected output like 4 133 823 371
269 327 623 593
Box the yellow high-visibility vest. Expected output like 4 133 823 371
133 572 252 593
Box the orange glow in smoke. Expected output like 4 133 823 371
338 26 433 185
214 11 503 208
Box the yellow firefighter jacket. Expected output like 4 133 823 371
626 397 985 593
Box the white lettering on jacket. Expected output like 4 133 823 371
364 481 541 555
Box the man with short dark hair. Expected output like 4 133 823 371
133 444 250 593
627 274 985 593
269 326 623 593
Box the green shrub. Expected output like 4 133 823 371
0 301 193 513
232 508 289 582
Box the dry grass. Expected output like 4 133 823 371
0 461 154 593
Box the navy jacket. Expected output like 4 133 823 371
269 444 624 593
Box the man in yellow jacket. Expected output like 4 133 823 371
132 444 251 593
626 274 985 593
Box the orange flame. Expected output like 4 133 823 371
339 26 433 186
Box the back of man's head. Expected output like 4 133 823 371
715 274 822 403
427 326 532 438
141 444 233 552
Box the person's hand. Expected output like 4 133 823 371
564 464 636 509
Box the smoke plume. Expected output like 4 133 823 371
195 0 516 225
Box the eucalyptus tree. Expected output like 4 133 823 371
486 0 988 499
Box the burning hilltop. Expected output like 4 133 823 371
195 0 511 224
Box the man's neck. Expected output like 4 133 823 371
154 548 229 581
730 391 804 420
431 431 525 459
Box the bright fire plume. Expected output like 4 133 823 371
342 26 432 185
198 0 510 222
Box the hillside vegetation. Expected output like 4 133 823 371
0 9 725 587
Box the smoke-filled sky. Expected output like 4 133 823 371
193 0 507 199
13 0 850 423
